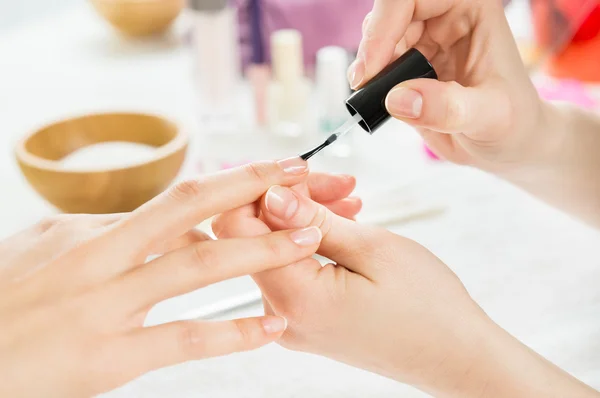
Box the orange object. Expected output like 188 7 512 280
90 0 184 37
530 0 600 81
15 113 188 214
547 32 600 81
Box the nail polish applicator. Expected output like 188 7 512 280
300 48 437 160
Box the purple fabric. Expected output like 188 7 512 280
235 0 372 72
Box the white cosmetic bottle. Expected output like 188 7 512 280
268 29 312 139
190 0 240 132
315 46 354 157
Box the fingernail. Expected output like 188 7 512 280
262 316 287 334
386 87 423 118
265 186 299 220
277 157 308 175
290 226 322 246
348 58 365 89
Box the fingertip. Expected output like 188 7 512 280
386 85 423 119
289 226 322 247
349 196 363 213
307 173 357 203
338 174 357 189
277 157 309 176
261 316 288 335
348 58 366 90
324 197 363 219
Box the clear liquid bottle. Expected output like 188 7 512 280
189 0 241 133
315 46 354 157
268 29 313 140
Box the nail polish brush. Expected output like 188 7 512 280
300 48 437 160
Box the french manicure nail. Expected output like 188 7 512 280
348 58 365 89
262 316 287 334
265 186 299 220
290 226 322 246
386 87 423 118
277 157 308 175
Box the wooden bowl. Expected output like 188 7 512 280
15 112 188 214
90 0 185 37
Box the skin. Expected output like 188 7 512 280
0 158 361 398
215 183 600 398
217 0 600 396
349 0 600 227
4 1 600 396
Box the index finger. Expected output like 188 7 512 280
356 0 453 84
114 157 308 255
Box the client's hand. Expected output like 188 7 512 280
0 158 353 398
214 184 599 398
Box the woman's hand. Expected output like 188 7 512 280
214 184 599 397
0 158 357 398
349 0 550 172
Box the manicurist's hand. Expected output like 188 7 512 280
0 158 360 398
349 0 547 172
214 184 600 398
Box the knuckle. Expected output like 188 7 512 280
261 235 284 260
36 217 58 233
191 243 220 275
362 17 378 41
443 82 468 129
242 162 273 185
176 322 208 358
168 178 207 202
362 12 373 33
211 214 236 239
231 318 256 348
36 214 72 232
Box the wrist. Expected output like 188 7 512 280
493 100 568 181
431 315 598 398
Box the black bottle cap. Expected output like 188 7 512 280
345 48 437 134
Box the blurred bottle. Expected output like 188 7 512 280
268 29 313 139
530 0 600 81
315 46 354 158
189 0 241 131
246 0 271 128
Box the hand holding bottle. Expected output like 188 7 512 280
349 0 547 173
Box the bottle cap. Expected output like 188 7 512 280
271 30 304 84
189 0 227 12
345 48 437 134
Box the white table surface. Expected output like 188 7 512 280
2 5 600 397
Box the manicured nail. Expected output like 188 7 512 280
265 186 299 220
386 87 423 118
277 157 308 175
290 226 322 246
348 58 365 89
337 174 356 184
262 316 287 334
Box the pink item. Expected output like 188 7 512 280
235 0 372 72
247 64 271 126
535 79 598 109
423 144 441 160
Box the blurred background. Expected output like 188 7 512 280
1 1 600 397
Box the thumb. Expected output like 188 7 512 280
385 79 512 137
260 186 380 279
